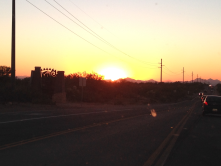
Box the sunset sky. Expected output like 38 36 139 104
1 0 221 82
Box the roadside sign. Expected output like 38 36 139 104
79 77 86 106
79 77 86 86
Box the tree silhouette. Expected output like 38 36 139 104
0 66 11 77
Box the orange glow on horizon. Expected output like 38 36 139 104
98 67 127 81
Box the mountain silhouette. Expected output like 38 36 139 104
118 77 221 86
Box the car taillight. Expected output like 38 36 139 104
204 101 208 105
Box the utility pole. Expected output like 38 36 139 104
11 0 16 87
197 74 198 82
158 59 164 82
183 67 185 83
192 72 193 83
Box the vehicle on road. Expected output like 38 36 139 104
199 92 204 96
202 95 221 115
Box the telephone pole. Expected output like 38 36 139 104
183 67 185 83
11 0 16 87
197 74 198 82
192 72 193 83
159 59 164 82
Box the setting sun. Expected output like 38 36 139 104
99 67 127 81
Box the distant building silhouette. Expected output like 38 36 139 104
31 66 66 103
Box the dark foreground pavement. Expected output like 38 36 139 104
164 109 221 166
1 98 221 166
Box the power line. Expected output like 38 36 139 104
162 71 182 76
141 66 158 69
51 0 158 66
26 0 112 57
164 66 179 75
46 0 107 45
67 0 159 67
68 0 117 37
26 0 158 68
162 71 176 77
55 0 106 42
162 71 171 75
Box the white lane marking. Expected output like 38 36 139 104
0 109 134 124
0 110 51 115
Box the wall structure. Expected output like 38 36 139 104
31 67 66 103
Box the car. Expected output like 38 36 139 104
202 95 221 115
199 92 204 97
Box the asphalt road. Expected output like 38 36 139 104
164 113 221 166
1 98 219 166
164 93 221 166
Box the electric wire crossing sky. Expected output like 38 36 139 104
2 0 221 82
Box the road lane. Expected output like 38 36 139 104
164 102 221 166
0 100 197 166
0 101 192 122
144 101 197 166
0 109 139 124
0 101 193 146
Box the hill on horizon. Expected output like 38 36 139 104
120 77 221 86
16 76 221 86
